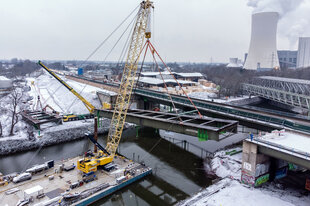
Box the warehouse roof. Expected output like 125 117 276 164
140 72 203 78
176 72 203 77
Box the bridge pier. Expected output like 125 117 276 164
241 141 271 187
135 97 159 110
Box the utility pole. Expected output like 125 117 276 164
94 117 98 153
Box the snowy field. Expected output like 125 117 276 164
0 72 114 154
26 73 107 115
180 147 310 206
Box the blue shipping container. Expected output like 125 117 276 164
78 68 83 75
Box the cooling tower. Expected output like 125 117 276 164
297 37 310 68
244 12 280 71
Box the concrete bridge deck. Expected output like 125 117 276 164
245 133 310 170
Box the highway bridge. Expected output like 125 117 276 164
67 75 310 134
134 88 310 134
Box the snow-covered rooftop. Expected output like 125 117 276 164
176 72 203 77
140 71 175 76
0 76 10 81
140 72 203 78
136 77 196 86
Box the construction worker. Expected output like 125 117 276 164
250 132 254 141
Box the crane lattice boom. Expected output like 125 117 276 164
106 0 153 157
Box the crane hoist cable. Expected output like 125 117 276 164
147 41 203 118
149 43 183 122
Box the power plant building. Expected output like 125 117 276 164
277 50 297 69
244 12 280 71
297 37 310 68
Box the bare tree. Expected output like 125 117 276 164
8 87 23 136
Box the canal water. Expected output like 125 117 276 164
0 127 245 205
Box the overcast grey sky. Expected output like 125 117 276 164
0 0 309 63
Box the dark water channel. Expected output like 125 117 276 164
0 127 215 205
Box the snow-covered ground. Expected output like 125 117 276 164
26 73 108 115
0 72 116 154
180 147 310 206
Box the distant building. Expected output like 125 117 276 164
277 50 297 69
297 37 310 68
0 76 13 94
227 58 243 68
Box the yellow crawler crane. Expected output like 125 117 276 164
77 0 153 173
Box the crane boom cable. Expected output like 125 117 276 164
117 17 136 67
78 4 140 67
103 12 138 64
67 6 140 113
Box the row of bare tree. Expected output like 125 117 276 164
0 87 23 137
175 63 310 97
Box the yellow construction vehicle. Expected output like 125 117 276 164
77 0 154 173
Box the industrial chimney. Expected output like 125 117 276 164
244 12 280 71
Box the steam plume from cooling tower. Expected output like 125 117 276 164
247 0 304 17
247 0 310 48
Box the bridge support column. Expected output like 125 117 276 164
241 140 270 187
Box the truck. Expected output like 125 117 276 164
13 173 32 183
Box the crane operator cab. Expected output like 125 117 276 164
77 151 113 173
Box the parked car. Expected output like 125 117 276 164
13 173 32 183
